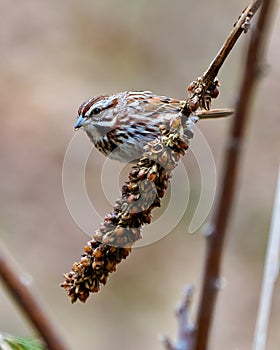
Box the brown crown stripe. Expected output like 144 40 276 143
78 96 119 117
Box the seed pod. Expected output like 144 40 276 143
187 81 196 92
93 249 103 259
189 98 200 112
147 172 157 182
211 87 219 98
80 256 91 266
84 245 93 254
138 168 147 179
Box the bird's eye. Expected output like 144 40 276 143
93 107 101 115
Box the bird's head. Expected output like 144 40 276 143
75 95 120 135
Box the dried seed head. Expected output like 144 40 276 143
62 113 192 303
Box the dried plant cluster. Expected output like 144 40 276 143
61 114 195 303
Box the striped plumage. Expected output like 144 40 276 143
75 91 183 162
75 90 233 162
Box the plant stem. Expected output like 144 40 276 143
0 247 68 350
252 165 280 350
194 0 275 348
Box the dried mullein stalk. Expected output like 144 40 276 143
61 114 196 303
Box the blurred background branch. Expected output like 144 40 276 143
195 0 276 349
0 245 68 350
183 0 263 116
252 165 280 350
162 286 195 350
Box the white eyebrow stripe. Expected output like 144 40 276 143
85 98 115 117
85 101 103 117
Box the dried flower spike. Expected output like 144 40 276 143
61 115 194 303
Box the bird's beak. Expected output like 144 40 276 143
74 115 85 130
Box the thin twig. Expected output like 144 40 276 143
162 286 196 350
194 0 275 349
201 0 263 90
252 166 280 350
182 0 263 117
0 246 68 350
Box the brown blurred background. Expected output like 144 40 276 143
0 0 280 349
